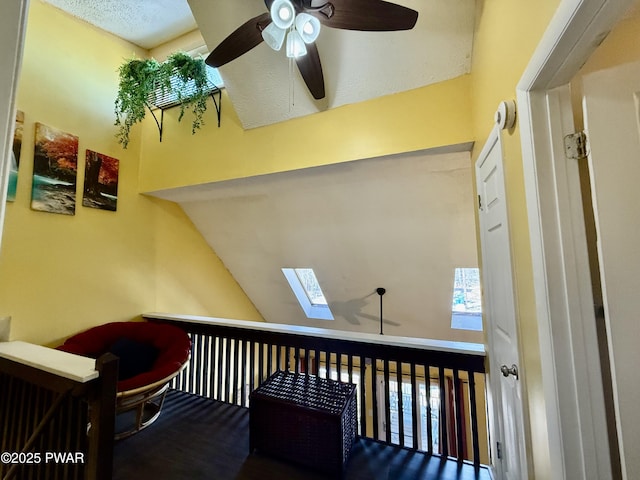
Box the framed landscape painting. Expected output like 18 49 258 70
83 150 119 211
31 122 78 215
7 110 24 202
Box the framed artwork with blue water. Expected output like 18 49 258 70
31 122 78 215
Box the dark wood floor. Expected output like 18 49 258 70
113 390 492 480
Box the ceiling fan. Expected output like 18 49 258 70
205 0 418 100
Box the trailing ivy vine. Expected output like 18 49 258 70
165 52 210 135
114 53 211 148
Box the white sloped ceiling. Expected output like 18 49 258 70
150 147 483 343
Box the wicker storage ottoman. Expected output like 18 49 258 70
249 370 357 476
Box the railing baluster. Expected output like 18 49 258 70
410 362 418 450
258 342 265 384
276 344 282 371
313 349 319 376
211 335 219 399
241 340 247 407
348 354 353 385
197 333 205 396
267 343 273 377
203 334 211 398
425 364 434 455
397 361 405 447
294 348 300 374
189 334 198 394
468 371 480 468
284 346 291 373
217 337 223 400
224 337 233 403
439 366 448 457
229 338 236 404
384 359 391 444
249 341 255 393
453 368 464 461
371 358 379 441
359 356 367 437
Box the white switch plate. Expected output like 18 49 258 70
0 316 11 342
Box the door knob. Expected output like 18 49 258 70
500 364 519 379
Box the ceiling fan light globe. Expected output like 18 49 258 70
286 30 307 58
295 13 321 44
270 0 295 29
262 23 286 51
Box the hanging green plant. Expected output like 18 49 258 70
164 52 210 135
114 58 169 148
114 53 211 148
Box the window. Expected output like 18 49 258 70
152 64 223 110
282 268 334 320
450 267 483 331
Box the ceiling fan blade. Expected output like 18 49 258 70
310 0 418 31
205 12 272 68
264 0 275 9
295 43 325 100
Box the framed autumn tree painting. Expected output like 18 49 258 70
31 122 78 215
82 150 119 211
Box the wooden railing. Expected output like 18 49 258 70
144 313 489 468
0 342 118 480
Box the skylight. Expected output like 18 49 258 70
451 267 483 331
294 268 328 306
282 268 334 320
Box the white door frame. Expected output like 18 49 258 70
517 0 634 476
0 0 29 253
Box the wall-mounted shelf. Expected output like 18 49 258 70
146 76 222 142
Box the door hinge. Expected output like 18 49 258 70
564 131 588 160
497 441 502 460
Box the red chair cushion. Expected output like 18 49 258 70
58 321 191 392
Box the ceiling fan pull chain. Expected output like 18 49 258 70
289 56 295 109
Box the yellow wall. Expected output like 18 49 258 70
138 75 474 192
0 1 262 347
470 0 563 477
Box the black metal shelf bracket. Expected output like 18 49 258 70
147 84 222 143
210 88 222 128
145 101 164 142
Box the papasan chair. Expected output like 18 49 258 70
58 321 191 439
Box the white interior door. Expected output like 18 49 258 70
582 59 640 480
475 126 527 480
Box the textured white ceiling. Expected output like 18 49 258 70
41 0 197 49
188 0 476 129
43 0 476 128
